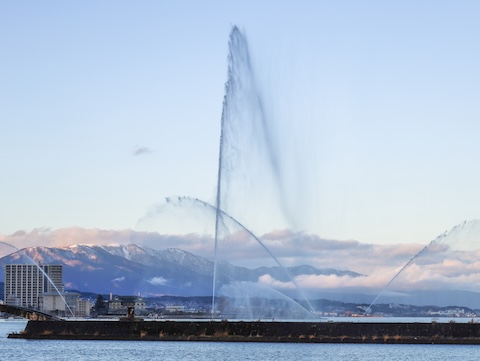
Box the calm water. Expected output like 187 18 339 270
1 320 478 360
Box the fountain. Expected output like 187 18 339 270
135 26 316 320
210 26 314 319
206 26 480 318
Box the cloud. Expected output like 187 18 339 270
258 274 295 289
2 227 201 249
2 221 480 294
111 276 125 283
147 276 168 286
256 266 398 292
64 282 77 289
293 270 395 290
133 146 153 156
1 227 136 249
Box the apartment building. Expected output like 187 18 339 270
3 264 64 309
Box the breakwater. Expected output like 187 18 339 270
9 320 480 344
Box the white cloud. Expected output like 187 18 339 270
258 274 295 289
147 276 168 286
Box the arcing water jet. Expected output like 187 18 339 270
0 241 75 318
365 220 480 314
166 196 317 318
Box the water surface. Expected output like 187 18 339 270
1 320 476 360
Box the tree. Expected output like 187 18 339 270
94 294 106 313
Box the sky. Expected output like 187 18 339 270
2 1 480 248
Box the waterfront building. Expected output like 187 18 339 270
3 264 64 309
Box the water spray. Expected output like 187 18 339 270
363 228 453 315
168 196 317 319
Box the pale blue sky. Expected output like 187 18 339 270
1 1 480 245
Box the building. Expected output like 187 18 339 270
76 298 91 317
109 296 123 310
39 292 91 317
3 264 64 309
107 295 147 315
165 305 186 313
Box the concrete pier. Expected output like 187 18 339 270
9 320 480 344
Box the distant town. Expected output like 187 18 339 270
1 263 479 320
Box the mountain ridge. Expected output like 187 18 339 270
0 244 362 297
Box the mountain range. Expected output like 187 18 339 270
0 244 361 297
2 244 480 309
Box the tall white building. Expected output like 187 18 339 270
3 264 64 309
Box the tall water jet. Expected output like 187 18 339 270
212 26 300 318
212 25 251 318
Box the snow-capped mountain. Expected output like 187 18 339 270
0 244 362 296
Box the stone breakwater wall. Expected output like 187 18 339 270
9 320 480 344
